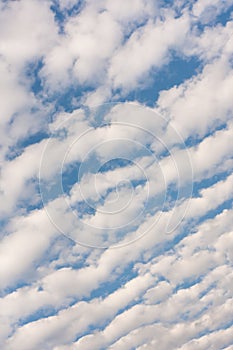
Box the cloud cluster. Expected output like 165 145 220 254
0 0 233 349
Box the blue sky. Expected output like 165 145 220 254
0 0 233 349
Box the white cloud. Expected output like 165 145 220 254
0 0 57 68
157 59 233 139
0 1 233 349
192 0 233 24
0 209 56 290
109 12 190 90
0 140 46 216
3 273 154 350
179 326 233 350
41 4 122 90
57 0 81 11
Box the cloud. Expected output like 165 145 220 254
157 59 233 139
192 0 233 24
0 209 57 289
0 0 233 349
109 12 190 90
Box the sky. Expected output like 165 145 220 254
0 0 233 349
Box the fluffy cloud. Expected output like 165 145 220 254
0 0 233 349
109 13 190 90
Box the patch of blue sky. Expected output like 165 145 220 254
17 305 62 328
196 198 233 224
174 276 204 294
66 1 85 17
73 326 97 341
71 281 142 340
6 108 49 160
83 104 110 126
19 130 49 149
99 158 133 172
40 174 64 205
149 202 222 260
51 0 84 29
199 283 218 301
50 3 66 34
194 328 218 342
18 195 43 213
5 147 24 161
89 262 138 300
74 201 96 218
127 56 201 107
122 16 152 45
146 231 187 263
93 178 147 207
73 302 142 340
29 61 82 115
147 177 191 215
62 162 81 194
35 3 215 117
51 258 86 271
79 148 149 176
31 71 94 115
184 123 229 149
220 319 233 331
144 192 168 215
6 130 49 161
25 59 44 95
14 265 138 334
5 127 50 162
192 170 232 197
0 218 10 240
194 5 233 32
161 0 194 16
78 152 103 177
36 237 88 273
131 179 147 188
49 86 93 114
0 285 22 299
216 6 233 26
